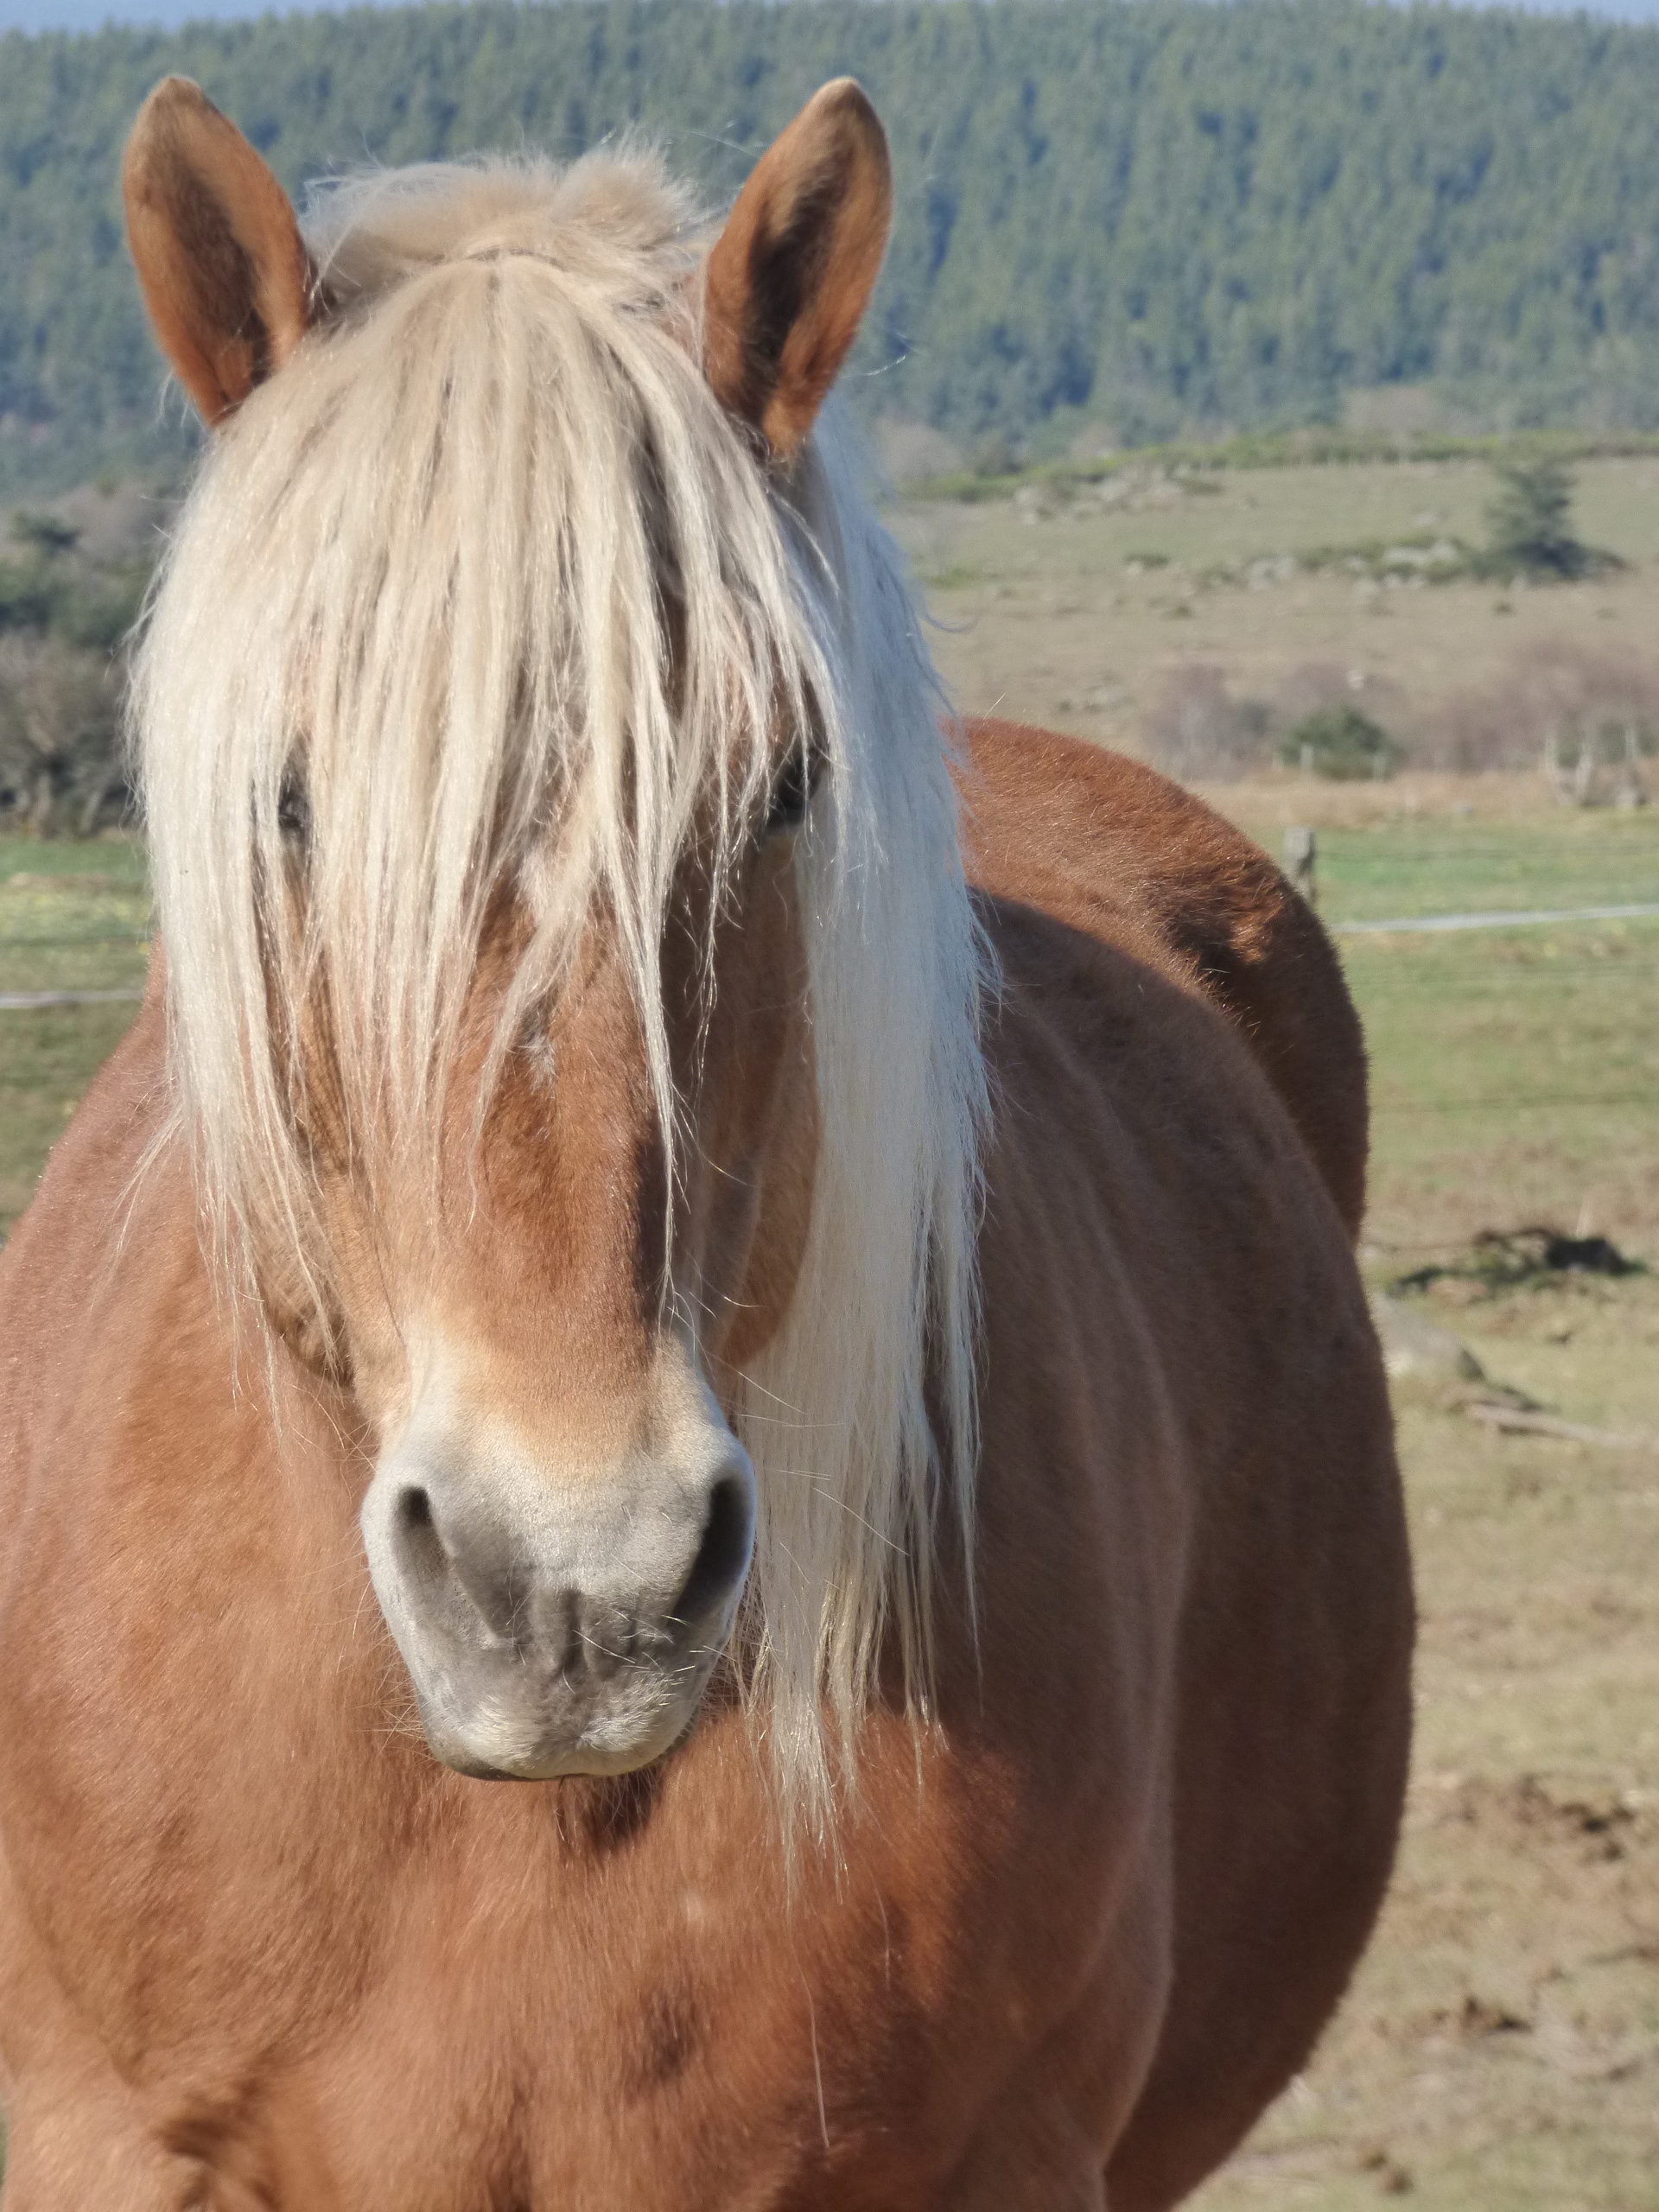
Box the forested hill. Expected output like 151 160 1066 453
9 0 1659 490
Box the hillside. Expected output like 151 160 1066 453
10 0 1659 489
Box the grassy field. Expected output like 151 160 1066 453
0 834 148 1237
893 453 1659 760
1204 790 1659 1259
1 455 1657 2205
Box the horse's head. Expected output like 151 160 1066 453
272 783 822 1783
125 79 983 1798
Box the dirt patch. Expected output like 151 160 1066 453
1392 1226 1645 1302
1422 1772 1659 1866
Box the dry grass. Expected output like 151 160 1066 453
893 454 1659 760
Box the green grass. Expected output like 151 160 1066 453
0 832 146 889
1209 800 1659 1258
0 1000 141 1235
0 831 150 992
0 833 148 1233
1343 918 1659 1259
1308 812 1659 925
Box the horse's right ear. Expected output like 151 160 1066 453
703 79 892 460
123 78 315 427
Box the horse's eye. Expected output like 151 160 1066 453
277 772 309 842
764 747 817 836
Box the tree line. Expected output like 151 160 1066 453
10 0 1659 492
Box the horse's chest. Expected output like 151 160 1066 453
2 1688 1131 2209
245 1783 1087 2211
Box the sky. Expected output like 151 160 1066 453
7 0 1659 36
2 0 359 28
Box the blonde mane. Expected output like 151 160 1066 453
130 146 988 1817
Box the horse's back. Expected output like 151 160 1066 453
960 719 1369 1236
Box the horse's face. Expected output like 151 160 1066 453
125 72 896 1778
321 812 818 1777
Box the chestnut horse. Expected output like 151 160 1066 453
0 78 1411 2210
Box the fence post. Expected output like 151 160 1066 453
1283 824 1317 904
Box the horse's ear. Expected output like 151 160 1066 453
703 79 892 460
123 77 315 427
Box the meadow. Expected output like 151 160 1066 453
1 452 1656 2205
893 452 1659 765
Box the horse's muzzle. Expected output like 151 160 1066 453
359 1399 755 1781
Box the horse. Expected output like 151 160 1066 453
0 76 1411 2210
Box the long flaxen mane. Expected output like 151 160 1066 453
130 145 988 1814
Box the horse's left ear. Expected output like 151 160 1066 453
123 77 315 427
703 79 892 460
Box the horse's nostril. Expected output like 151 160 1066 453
393 1484 449 1599
671 1476 754 1628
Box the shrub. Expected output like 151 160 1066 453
1279 702 1402 780
0 495 149 831
0 635 123 836
10 512 80 558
